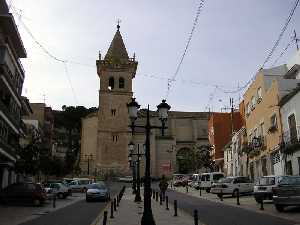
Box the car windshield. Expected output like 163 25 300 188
218 177 234 183
213 174 224 181
279 176 300 185
256 177 275 186
88 184 106 189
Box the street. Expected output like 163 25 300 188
166 189 297 225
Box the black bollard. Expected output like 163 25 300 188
194 209 199 225
114 198 117 211
159 193 162 205
117 195 119 207
174 200 178 217
260 200 264 210
166 196 169 210
186 185 189 193
220 189 223 201
52 194 56 208
155 192 159 202
110 201 114 218
236 189 240 205
199 188 202 196
103 211 108 225
153 190 155 199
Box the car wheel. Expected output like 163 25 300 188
217 193 223 198
82 187 87 193
232 189 239 197
58 193 64 199
33 199 41 206
275 204 284 212
206 188 211 193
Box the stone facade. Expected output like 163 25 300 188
80 27 209 178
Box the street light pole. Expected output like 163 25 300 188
135 144 142 202
127 98 171 225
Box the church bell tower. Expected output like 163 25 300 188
96 24 138 174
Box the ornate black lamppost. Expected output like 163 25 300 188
127 98 171 225
85 154 93 175
128 141 144 202
128 145 137 194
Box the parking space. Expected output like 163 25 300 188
0 193 85 225
172 186 300 223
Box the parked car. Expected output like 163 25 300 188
273 175 300 212
211 176 254 197
69 178 93 192
253 175 283 203
44 182 70 199
86 182 110 202
118 176 133 183
0 182 46 206
200 172 225 192
190 174 201 190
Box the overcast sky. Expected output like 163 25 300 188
10 0 300 112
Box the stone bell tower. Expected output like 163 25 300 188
95 24 138 175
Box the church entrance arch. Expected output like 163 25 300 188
176 147 194 174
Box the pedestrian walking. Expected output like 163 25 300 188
159 174 169 201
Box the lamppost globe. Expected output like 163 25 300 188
127 98 140 123
157 99 171 121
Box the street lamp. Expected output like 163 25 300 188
85 154 93 175
128 141 137 194
128 142 145 202
127 98 171 225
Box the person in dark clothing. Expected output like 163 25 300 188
159 175 168 201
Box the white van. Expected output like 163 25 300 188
200 172 224 192
190 174 201 189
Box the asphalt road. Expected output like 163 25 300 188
165 189 296 225
19 182 124 225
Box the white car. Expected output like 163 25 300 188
200 172 225 192
118 176 133 183
211 176 254 197
44 183 69 199
253 175 283 203
69 179 93 192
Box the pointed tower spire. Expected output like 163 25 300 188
104 23 129 61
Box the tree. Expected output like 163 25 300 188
194 145 215 172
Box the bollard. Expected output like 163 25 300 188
159 193 162 205
236 189 240 205
52 194 56 208
103 211 108 225
174 200 178 217
114 198 117 211
260 200 264 210
194 209 199 225
199 188 201 196
117 195 119 207
220 189 223 201
186 185 189 193
153 190 155 199
155 192 159 202
166 196 169 210
110 201 114 218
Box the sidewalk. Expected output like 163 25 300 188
94 188 204 225
172 186 300 223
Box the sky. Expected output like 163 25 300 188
9 0 300 112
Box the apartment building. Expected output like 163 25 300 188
0 0 27 189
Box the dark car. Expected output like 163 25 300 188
86 182 110 202
273 176 300 212
0 182 46 206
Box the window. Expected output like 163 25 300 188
112 135 118 142
111 109 116 116
285 161 292 175
270 114 277 128
119 77 125 88
288 114 297 143
246 103 250 115
251 96 256 110
108 77 114 90
259 122 264 136
257 87 262 103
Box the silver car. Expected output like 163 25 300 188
86 182 110 202
273 176 300 212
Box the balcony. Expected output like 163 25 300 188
281 126 300 155
242 136 267 158
0 97 20 132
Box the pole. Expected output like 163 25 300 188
141 105 156 225
294 30 299 51
135 145 142 202
87 157 90 175
132 163 137 194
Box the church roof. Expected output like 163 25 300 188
104 27 129 61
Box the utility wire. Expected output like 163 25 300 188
166 0 205 99
261 0 299 68
271 37 294 66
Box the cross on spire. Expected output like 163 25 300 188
117 19 121 30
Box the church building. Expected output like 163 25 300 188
80 25 209 178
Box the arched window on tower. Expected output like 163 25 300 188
119 77 125 89
108 77 114 90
